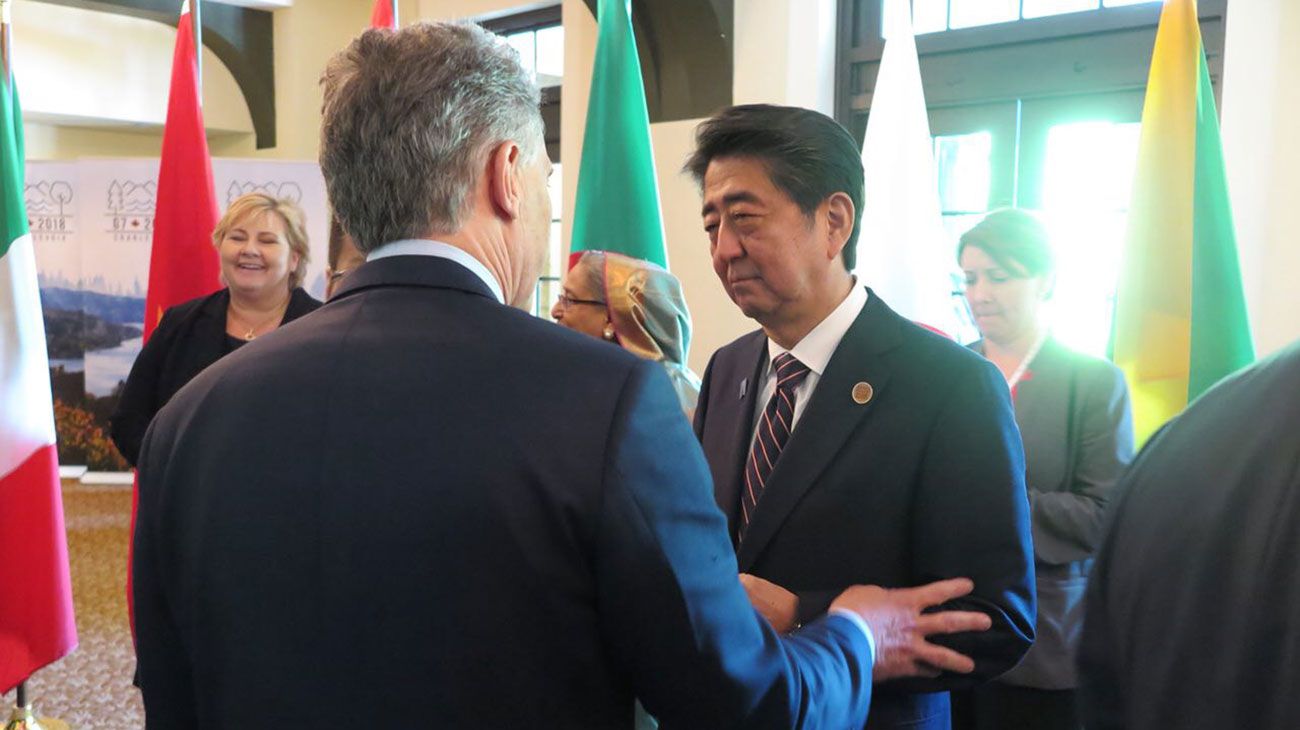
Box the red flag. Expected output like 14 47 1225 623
369 0 396 29
129 0 220 634
143 0 220 340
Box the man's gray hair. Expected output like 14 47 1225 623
319 22 543 253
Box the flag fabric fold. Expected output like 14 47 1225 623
1110 0 1254 445
856 0 960 337
0 7 77 692
143 0 220 340
569 0 667 269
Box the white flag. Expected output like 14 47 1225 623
856 0 962 337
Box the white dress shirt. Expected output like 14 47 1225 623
745 281 875 654
749 282 869 445
367 238 505 304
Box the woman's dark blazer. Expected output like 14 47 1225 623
972 337 1134 689
110 287 321 467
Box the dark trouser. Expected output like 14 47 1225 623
950 684 1079 730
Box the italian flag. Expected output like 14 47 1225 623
1110 0 1254 445
0 6 77 692
569 0 667 269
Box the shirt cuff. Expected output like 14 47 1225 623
828 607 876 666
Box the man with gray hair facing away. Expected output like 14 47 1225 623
131 22 993 728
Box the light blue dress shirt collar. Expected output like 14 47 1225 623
367 238 505 305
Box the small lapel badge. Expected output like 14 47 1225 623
739 378 748 399
851 381 874 405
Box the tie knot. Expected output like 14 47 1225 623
772 353 810 392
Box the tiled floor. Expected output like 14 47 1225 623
2 481 144 729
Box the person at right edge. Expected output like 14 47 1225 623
951 209 1135 730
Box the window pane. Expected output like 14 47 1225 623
1039 121 1142 357
948 0 1017 29
912 0 949 34
933 132 992 214
1022 0 1100 19
1103 0 1160 6
535 25 564 83
945 213 989 344
534 276 561 318
883 0 947 37
507 31 536 77
548 221 563 278
547 163 563 277
548 162 563 222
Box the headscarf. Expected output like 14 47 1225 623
576 250 701 411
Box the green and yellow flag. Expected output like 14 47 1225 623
569 0 666 269
1110 0 1253 445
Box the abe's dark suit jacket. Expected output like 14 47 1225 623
694 289 1036 730
1079 341 1300 730
132 256 876 729
110 286 321 467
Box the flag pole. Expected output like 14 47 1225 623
0 0 8 74
4 682 40 730
192 0 203 103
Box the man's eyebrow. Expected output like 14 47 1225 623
702 191 763 218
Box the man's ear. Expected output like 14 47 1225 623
823 191 856 261
487 140 524 220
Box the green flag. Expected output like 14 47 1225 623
569 0 666 269
1108 0 1254 444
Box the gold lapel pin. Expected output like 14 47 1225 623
851 382 874 405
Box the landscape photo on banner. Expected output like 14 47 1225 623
24 158 330 470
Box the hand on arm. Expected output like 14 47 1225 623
829 578 992 681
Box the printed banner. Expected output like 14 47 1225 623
25 158 330 470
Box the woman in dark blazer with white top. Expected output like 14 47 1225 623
951 209 1134 730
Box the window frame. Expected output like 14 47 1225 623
836 0 1229 134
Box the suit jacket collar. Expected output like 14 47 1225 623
711 329 770 545
330 255 501 304
764 283 869 378
736 288 905 570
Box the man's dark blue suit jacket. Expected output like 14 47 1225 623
132 255 876 728
694 289 1037 730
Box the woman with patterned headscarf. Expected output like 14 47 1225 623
551 250 701 413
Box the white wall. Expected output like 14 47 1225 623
15 0 253 159
1220 0 1300 358
733 0 837 115
418 0 550 21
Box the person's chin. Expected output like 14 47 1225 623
733 294 775 321
227 274 277 296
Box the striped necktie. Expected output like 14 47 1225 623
740 352 811 541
